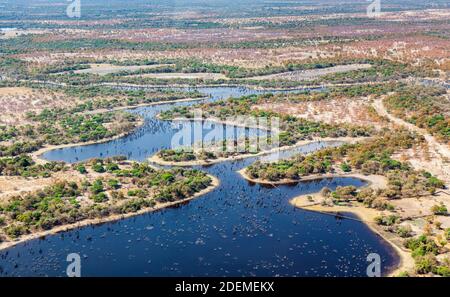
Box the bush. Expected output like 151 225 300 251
431 203 448 216
90 179 104 194
374 215 399 226
92 163 105 173
427 176 445 189
4 224 29 238
120 198 154 213
127 189 148 198
331 186 357 201
396 225 413 238
340 163 351 172
106 163 120 172
108 179 121 189
91 192 108 203
414 254 437 274
405 235 439 257
435 266 450 277
76 164 87 174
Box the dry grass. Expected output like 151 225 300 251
253 97 387 128
130 72 228 79
71 63 172 75
0 87 80 125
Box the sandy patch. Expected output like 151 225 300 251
247 64 372 81
68 63 172 75
130 72 228 80
0 29 48 39
0 176 59 202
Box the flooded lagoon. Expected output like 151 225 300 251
0 87 398 277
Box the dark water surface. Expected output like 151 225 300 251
0 87 398 276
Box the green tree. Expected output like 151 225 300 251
92 163 105 173
90 179 104 194
76 164 87 174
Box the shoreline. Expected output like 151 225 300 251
237 166 413 276
148 136 366 167
0 175 220 252
30 119 146 164
83 96 208 115
87 76 393 91
30 96 208 164
238 169 388 190
160 116 275 132
295 202 414 277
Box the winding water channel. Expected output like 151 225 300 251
0 86 398 276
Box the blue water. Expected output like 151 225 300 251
0 86 398 277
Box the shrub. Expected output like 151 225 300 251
91 192 108 203
427 176 445 189
90 179 104 194
120 198 154 213
396 225 413 238
405 235 439 257
435 266 450 277
111 191 125 200
92 163 105 173
127 189 148 198
108 179 121 189
106 163 120 172
4 224 29 238
374 215 399 226
431 203 448 216
331 186 357 201
414 254 437 274
76 164 87 174
340 163 351 172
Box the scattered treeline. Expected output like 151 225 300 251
0 155 66 177
384 85 449 143
0 111 138 157
246 129 445 202
404 235 450 276
40 58 437 89
312 60 438 85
